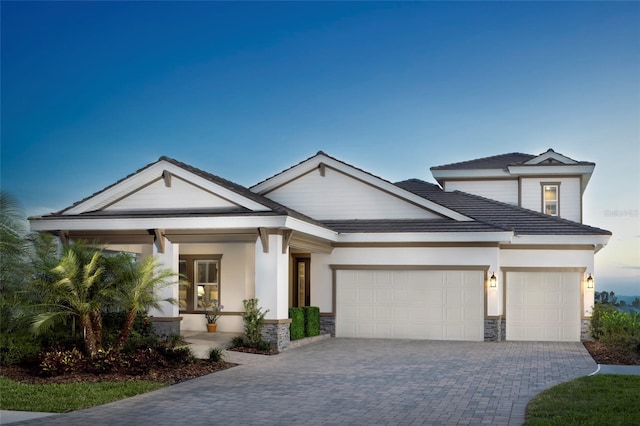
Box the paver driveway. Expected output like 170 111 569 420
13 339 596 426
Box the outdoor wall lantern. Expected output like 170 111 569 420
586 274 594 289
489 272 497 288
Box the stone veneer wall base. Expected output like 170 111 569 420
484 317 505 342
320 315 336 337
262 323 291 352
581 318 593 341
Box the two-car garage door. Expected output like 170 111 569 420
336 269 485 341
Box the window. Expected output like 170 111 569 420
542 184 559 216
195 260 219 310
179 255 222 312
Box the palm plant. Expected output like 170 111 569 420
0 192 30 330
31 245 107 356
112 255 177 351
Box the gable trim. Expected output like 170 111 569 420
64 161 271 215
252 153 473 222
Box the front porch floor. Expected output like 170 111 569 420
181 331 242 359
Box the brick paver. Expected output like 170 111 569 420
11 339 596 425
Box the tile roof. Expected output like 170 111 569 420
395 179 611 236
47 157 329 229
321 219 501 234
430 153 536 171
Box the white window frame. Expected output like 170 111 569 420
195 259 220 311
541 183 560 216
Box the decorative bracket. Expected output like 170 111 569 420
162 170 172 187
154 229 165 253
282 230 293 254
58 230 70 247
258 227 269 253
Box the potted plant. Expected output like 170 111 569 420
205 299 223 332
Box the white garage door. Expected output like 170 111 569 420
336 269 485 341
506 272 581 342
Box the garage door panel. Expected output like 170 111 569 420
506 272 580 342
336 270 484 341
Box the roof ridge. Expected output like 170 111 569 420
430 152 535 171
251 151 397 190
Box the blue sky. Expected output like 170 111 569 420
2 1 638 295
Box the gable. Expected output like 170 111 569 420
104 175 241 212
264 165 441 220
62 159 271 215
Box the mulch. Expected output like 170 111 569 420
583 341 640 366
0 360 237 385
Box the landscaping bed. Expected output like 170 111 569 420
583 341 639 365
1 360 237 385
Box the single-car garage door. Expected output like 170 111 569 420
506 271 581 342
336 269 485 341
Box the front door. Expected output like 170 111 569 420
293 257 311 307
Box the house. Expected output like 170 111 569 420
29 149 611 350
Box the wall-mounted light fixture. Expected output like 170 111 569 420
586 274 594 289
489 272 497 288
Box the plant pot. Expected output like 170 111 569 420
206 323 217 333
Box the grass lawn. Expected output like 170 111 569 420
525 374 640 426
0 377 165 413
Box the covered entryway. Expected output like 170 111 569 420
335 269 485 341
506 271 581 342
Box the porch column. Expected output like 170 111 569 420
254 232 291 350
147 237 181 334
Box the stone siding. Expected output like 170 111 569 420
320 315 336 337
484 317 505 342
262 323 291 351
150 318 181 337
581 318 593 341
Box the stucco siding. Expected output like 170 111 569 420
520 177 582 222
445 180 519 205
311 246 499 313
179 242 255 332
265 167 440 220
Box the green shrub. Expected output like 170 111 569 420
590 303 616 340
241 298 269 348
157 346 194 366
0 332 40 366
289 308 305 340
598 310 640 356
303 306 320 337
208 347 225 362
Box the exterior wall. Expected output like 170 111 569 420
262 322 291 351
484 317 505 342
444 180 518 205
265 167 440 220
520 177 582 222
581 319 592 341
500 248 595 318
180 242 255 332
311 246 499 314
105 178 237 211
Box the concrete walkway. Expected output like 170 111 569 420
2 339 602 425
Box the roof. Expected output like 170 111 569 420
322 219 501 234
430 153 536 171
395 179 611 236
430 149 594 171
44 156 330 230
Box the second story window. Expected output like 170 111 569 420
543 184 559 216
